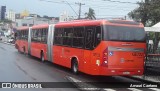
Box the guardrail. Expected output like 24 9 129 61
146 54 160 67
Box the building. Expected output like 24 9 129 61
16 17 58 27
20 9 29 18
59 11 75 22
6 9 16 22
0 6 6 20
29 14 40 18
15 13 21 19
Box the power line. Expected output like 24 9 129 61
39 0 86 19
63 0 78 17
75 2 85 19
102 0 137 4
39 0 136 19
39 0 78 17
99 7 134 11
39 0 64 4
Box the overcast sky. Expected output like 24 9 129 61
0 0 141 19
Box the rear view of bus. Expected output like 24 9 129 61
99 20 146 76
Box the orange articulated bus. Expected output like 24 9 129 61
15 20 146 76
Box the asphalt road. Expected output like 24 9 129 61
0 42 79 91
0 42 159 91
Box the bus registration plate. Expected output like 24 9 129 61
123 72 130 74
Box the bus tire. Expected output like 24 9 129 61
41 52 45 62
23 47 26 55
72 59 78 74
17 46 20 53
18 49 20 53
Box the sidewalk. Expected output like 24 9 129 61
0 40 15 46
0 36 15 46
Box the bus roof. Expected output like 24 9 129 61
56 20 105 27
16 20 143 29
108 20 141 25
55 20 143 27
16 26 29 30
32 24 49 29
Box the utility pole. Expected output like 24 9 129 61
75 2 85 19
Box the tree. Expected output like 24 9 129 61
128 0 160 53
43 15 49 19
85 8 96 20
128 0 160 26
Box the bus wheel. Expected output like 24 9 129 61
72 59 78 74
41 52 45 62
18 49 20 53
23 47 26 55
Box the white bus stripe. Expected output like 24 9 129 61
128 88 143 91
103 88 116 91
149 88 160 91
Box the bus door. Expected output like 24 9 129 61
61 28 73 67
83 26 95 73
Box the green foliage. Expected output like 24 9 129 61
148 32 154 40
129 0 160 53
85 8 96 20
128 0 160 26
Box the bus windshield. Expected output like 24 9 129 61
103 25 146 42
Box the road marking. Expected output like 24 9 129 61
81 88 101 91
66 76 100 90
103 88 116 91
128 88 143 91
67 76 82 82
149 88 160 91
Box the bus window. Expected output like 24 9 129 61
31 30 35 42
24 30 27 40
35 30 38 42
94 26 101 48
20 31 22 39
26 30 28 40
45 28 48 43
54 28 63 45
24 30 26 40
73 27 84 48
39 29 43 43
32 30 38 42
37 29 41 42
103 25 145 42
41 29 45 43
85 27 95 50
63 28 73 46
23 31 25 40
41 28 48 44
21 31 23 40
